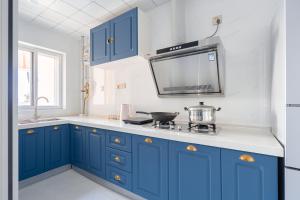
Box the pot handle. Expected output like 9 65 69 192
216 107 221 111
136 111 150 115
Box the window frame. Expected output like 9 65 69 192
18 42 64 110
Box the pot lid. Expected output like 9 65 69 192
186 102 216 110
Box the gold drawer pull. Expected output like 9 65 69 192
144 137 153 144
114 175 121 181
114 138 121 144
53 126 59 130
186 145 197 152
92 129 97 133
114 156 121 162
239 154 255 162
75 126 79 129
27 129 34 134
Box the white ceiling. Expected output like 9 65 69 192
19 0 170 39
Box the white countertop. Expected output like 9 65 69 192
18 116 284 157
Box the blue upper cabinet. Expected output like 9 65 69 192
132 136 168 200
86 128 106 178
90 22 110 65
110 8 138 61
169 142 221 200
70 125 86 169
221 149 278 200
45 125 70 171
90 8 140 66
19 128 45 181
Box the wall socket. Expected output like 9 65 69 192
212 15 222 25
116 83 127 89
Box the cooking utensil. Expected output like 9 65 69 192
123 117 153 125
136 111 179 122
184 102 221 124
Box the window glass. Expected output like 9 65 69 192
37 53 60 106
18 49 32 106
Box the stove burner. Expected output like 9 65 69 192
153 120 175 129
188 123 216 133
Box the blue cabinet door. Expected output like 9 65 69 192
70 125 86 169
45 125 69 171
132 136 168 200
169 142 221 200
90 22 110 65
221 149 278 200
19 128 45 180
86 128 106 178
110 8 138 61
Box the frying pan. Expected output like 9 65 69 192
136 111 179 122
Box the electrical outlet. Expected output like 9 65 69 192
116 83 127 89
212 15 222 25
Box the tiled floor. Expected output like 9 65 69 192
19 170 132 200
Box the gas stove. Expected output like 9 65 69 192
146 121 219 135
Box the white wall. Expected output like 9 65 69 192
18 18 81 119
89 0 282 127
270 1 286 144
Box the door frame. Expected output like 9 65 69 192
0 0 18 199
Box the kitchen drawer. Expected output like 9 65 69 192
106 131 132 152
106 147 132 172
106 166 132 191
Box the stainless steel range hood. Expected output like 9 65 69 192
149 36 225 97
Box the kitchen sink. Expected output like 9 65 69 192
18 118 60 124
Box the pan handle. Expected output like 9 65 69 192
136 111 151 115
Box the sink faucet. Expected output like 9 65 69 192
34 96 49 120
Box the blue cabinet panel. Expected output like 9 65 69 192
70 125 86 169
45 125 69 171
169 141 221 200
19 128 45 180
90 22 110 65
110 8 138 61
106 131 132 152
106 166 132 191
86 128 106 178
221 149 278 200
132 136 168 200
106 147 132 172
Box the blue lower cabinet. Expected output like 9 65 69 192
70 125 86 169
45 125 70 171
106 166 132 191
221 149 278 200
169 141 221 200
19 128 45 181
86 128 106 178
132 136 168 200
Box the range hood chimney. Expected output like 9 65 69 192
171 0 186 44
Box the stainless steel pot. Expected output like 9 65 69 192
184 102 221 124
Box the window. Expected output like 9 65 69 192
18 43 64 108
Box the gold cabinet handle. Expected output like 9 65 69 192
75 126 79 129
107 37 114 44
53 126 59 130
92 129 97 133
114 138 121 144
114 175 121 181
26 129 34 134
144 137 153 144
114 156 121 162
239 154 255 162
186 145 197 152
